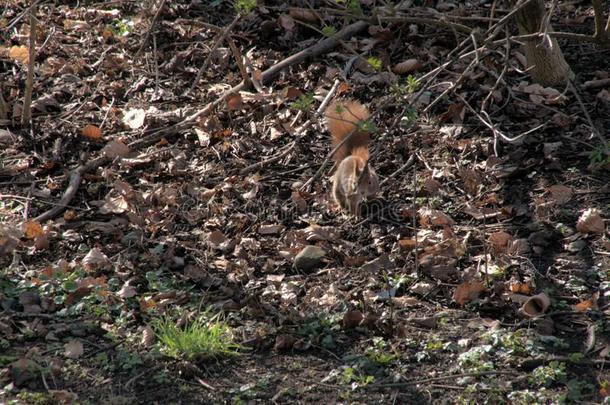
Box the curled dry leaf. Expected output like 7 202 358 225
576 208 605 235
520 293 550 318
288 7 318 23
488 231 513 254
226 93 243 111
419 208 454 228
258 224 284 235
453 280 486 306
141 325 155 347
274 334 297 351
81 125 102 140
392 58 423 74
82 247 110 272
574 292 599 312
118 283 137 299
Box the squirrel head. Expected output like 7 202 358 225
358 164 379 197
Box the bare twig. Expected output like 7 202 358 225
136 0 166 56
568 79 608 145
131 20 369 150
185 12 243 96
379 155 416 187
21 5 37 127
34 156 109 223
238 142 296 175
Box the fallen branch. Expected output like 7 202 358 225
21 5 37 127
130 20 369 150
34 156 109 223
135 0 166 56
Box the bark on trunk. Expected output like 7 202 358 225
514 0 574 86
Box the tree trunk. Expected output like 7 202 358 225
514 0 574 86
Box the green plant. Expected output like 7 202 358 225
289 94 315 111
110 19 134 37
400 108 418 128
235 0 256 13
528 361 566 387
589 142 610 167
152 313 241 360
322 25 337 37
367 56 382 71
406 74 419 93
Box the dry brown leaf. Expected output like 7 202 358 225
82 247 110 272
9 45 29 64
288 7 318 23
509 282 532 295
118 283 137 299
23 220 44 239
81 124 102 140
453 280 486 306
343 310 364 328
398 238 418 250
489 231 513 254
419 208 454 228
226 93 243 111
576 208 605 235
141 325 155 347
547 184 573 205
392 59 423 74
102 140 131 158
258 224 285 235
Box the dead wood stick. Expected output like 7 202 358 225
379 155 416 187
21 5 37 127
34 156 109 223
238 141 296 175
130 20 369 150
136 0 166 56
185 12 243 96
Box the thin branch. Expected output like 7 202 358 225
136 0 166 56
21 5 37 127
130 20 369 150
185 12 243 96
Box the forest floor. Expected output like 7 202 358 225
1 0 610 404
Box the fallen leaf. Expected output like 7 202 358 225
576 208 605 235
23 220 44 239
102 140 131 158
392 59 423 74
64 340 84 359
9 45 29 64
547 184 573 205
82 247 110 272
122 108 146 129
141 325 155 347
453 280 486 306
118 284 137 299
489 231 513 254
81 125 102 140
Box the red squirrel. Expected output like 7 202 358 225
325 99 379 215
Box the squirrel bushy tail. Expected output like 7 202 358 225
325 100 371 164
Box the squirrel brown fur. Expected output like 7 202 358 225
325 99 379 215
